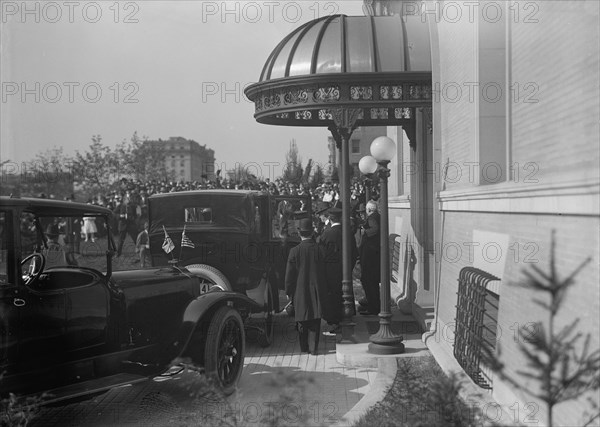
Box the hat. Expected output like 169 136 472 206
45 223 59 238
298 218 313 233
315 201 330 215
328 206 342 216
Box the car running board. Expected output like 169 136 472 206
29 372 149 406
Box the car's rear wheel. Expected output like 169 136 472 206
185 264 232 292
256 281 275 348
204 306 245 396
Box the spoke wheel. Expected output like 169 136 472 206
185 263 233 293
204 306 245 396
257 282 275 348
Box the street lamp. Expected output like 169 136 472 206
359 136 405 355
358 155 376 202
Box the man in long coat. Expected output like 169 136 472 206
318 206 357 335
285 218 326 355
358 200 381 315
114 196 139 257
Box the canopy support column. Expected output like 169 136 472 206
329 107 361 342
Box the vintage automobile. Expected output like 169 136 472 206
0 196 259 404
147 190 312 347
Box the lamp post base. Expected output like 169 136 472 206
368 341 405 354
368 323 405 354
339 321 357 343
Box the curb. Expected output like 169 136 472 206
337 358 398 426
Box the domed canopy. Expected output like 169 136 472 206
245 14 432 127
260 14 431 81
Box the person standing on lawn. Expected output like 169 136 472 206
114 196 139 257
285 218 326 355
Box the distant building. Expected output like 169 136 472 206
144 137 215 182
327 126 387 179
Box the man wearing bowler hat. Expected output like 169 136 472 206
319 203 357 335
285 218 326 354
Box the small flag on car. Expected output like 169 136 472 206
181 226 195 249
162 226 175 254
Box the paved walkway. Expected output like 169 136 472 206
31 292 429 426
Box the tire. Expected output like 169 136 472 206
256 281 275 348
185 264 233 292
204 306 245 396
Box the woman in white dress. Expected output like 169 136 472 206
82 215 97 242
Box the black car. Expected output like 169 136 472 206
0 196 258 403
147 190 312 347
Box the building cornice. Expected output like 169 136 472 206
437 178 600 216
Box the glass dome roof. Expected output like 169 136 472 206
245 13 432 129
259 14 431 82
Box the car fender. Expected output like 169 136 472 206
173 289 259 359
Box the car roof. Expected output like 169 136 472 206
0 196 112 216
149 189 266 200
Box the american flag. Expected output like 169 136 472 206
162 226 175 254
181 227 195 249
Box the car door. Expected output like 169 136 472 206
64 270 109 354
18 274 67 363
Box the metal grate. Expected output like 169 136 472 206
454 267 500 389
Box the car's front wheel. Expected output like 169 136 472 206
204 306 245 396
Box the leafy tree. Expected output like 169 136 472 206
301 158 312 185
310 163 325 189
282 139 303 184
119 132 171 182
72 135 119 194
228 163 257 185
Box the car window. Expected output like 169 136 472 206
184 207 212 223
24 214 110 273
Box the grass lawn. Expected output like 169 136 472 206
353 356 485 427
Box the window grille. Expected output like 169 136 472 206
454 267 500 389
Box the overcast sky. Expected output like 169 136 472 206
1 0 366 179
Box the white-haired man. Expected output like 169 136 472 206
358 200 381 315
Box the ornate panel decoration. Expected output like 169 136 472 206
380 85 403 100
370 108 389 120
318 109 333 120
283 89 308 105
313 86 340 102
409 84 432 100
350 86 373 100
294 110 312 120
261 94 281 110
394 107 412 119
246 73 431 126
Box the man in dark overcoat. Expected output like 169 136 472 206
318 205 357 335
358 200 381 315
114 196 139 257
285 218 326 354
